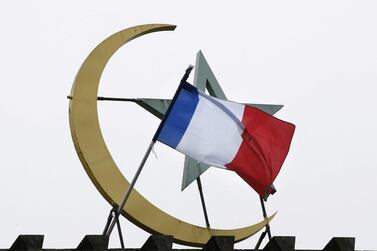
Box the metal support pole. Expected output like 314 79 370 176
196 177 211 228
105 141 155 237
260 197 272 240
102 207 125 249
67 95 136 102
102 208 114 235
254 230 267 250
254 197 272 250
116 216 125 249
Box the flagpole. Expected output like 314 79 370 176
105 141 155 236
105 65 194 238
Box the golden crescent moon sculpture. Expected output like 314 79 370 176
69 23 275 247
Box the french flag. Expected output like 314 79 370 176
153 82 295 198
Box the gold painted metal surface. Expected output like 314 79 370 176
69 23 275 247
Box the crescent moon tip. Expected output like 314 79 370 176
151 23 176 29
271 211 278 218
165 24 177 30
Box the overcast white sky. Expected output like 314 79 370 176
1 1 376 250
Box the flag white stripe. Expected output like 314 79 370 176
176 92 245 168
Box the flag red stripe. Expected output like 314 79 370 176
225 106 295 197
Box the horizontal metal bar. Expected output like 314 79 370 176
67 95 136 102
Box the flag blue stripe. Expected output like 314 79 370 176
157 84 199 148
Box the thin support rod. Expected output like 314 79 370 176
260 197 272 240
102 208 115 235
254 197 272 250
105 141 155 236
116 216 125 249
196 177 211 228
102 207 125 249
67 95 136 102
254 230 267 250
97 96 136 102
